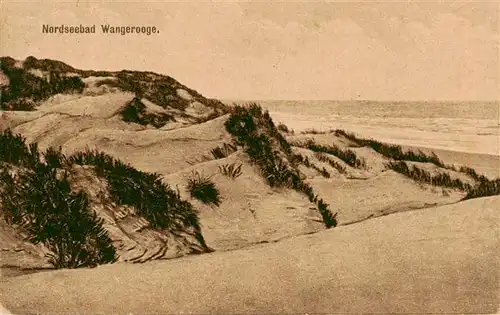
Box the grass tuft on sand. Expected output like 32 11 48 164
224 103 337 228
186 171 222 206
0 128 210 269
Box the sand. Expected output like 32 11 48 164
1 196 498 314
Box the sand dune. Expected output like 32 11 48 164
1 196 498 314
0 102 492 263
1 58 498 315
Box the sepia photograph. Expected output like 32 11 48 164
0 1 499 314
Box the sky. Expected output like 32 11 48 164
1 1 499 101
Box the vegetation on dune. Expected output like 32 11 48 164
277 122 293 134
1 56 228 123
100 70 228 114
186 171 221 206
386 161 472 191
463 178 500 200
387 160 500 199
0 129 211 268
67 149 209 248
334 129 500 198
0 131 116 268
334 129 445 167
120 97 175 128
218 163 243 179
292 139 366 169
223 108 498 203
210 142 237 160
458 165 489 183
314 152 347 174
300 128 334 135
290 153 331 178
224 103 337 228
1 57 85 111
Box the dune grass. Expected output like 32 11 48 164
210 142 237 159
290 153 331 178
277 122 294 134
386 161 472 191
224 103 337 228
463 178 500 200
292 139 366 169
314 152 347 174
186 171 221 206
0 131 116 268
1 56 85 111
334 129 500 199
68 149 209 243
334 129 445 167
218 163 243 179
386 160 500 200
0 129 211 268
300 128 335 135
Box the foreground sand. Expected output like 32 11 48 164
2 196 499 314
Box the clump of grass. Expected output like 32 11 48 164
210 143 237 159
42 146 67 169
463 178 500 200
218 163 242 179
224 103 337 228
317 198 337 228
458 166 489 183
186 171 221 206
0 154 116 269
0 129 43 168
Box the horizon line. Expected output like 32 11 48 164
219 99 500 103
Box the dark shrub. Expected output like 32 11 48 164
0 164 116 269
463 178 500 200
186 171 221 206
0 58 85 110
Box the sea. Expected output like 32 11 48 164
228 100 499 156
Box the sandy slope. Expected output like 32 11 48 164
1 196 498 314
0 103 490 263
164 151 324 251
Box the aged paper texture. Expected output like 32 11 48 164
0 1 499 314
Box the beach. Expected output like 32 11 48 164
257 100 499 156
